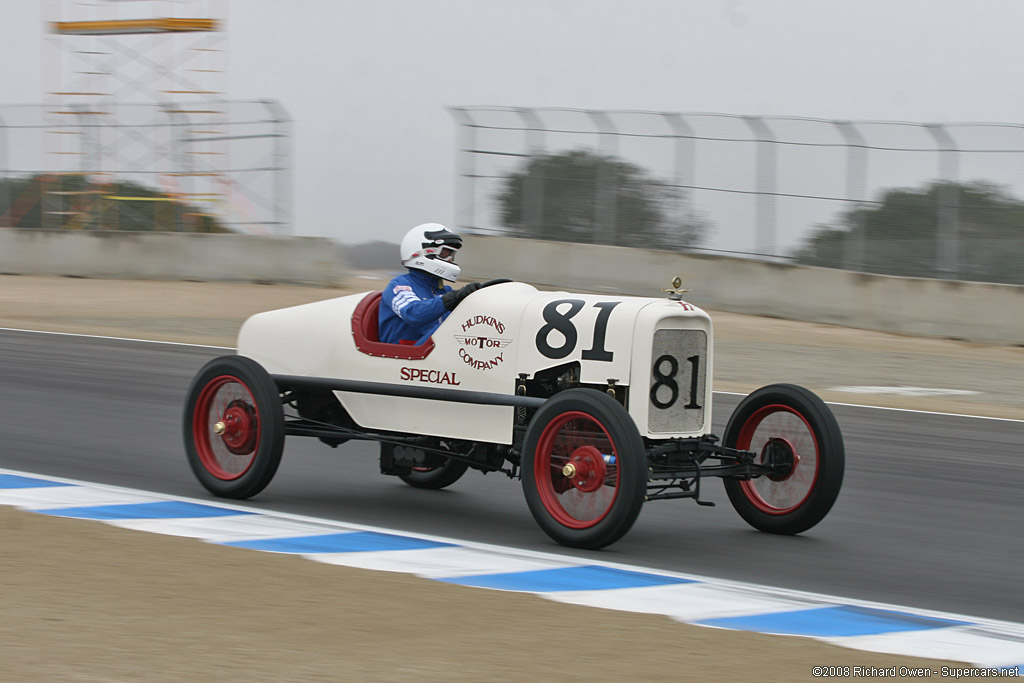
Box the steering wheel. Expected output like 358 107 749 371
480 278 514 288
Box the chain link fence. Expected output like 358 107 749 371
1 100 291 234
450 107 1024 284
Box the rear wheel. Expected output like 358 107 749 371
723 383 844 534
183 355 284 499
522 389 647 549
398 458 471 490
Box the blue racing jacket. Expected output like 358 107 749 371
378 269 452 345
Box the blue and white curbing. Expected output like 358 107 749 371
2 468 1022 674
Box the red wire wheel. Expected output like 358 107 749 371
399 458 471 490
183 355 284 499
192 383 260 479
723 384 844 534
522 389 647 549
534 415 617 524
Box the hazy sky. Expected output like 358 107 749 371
4 0 1024 246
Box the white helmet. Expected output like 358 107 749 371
400 223 463 282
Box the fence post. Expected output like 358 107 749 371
833 120 868 271
0 110 8 227
588 110 618 245
743 115 778 258
448 107 476 233
163 105 183 232
925 123 961 279
662 112 696 243
516 107 545 239
265 100 293 235
168 106 191 231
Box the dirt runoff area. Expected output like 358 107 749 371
0 273 1017 682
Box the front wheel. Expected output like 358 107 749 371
183 355 284 499
521 389 647 549
723 383 844 534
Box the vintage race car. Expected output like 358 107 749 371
183 278 844 549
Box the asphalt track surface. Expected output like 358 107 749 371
2 328 1022 624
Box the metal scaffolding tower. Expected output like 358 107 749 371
42 0 230 231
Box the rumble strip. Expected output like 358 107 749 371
2 468 1023 673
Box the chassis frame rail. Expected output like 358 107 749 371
272 374 546 409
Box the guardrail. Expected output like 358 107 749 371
459 235 1023 347
0 228 346 287
1 228 1020 345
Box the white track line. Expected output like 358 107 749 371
3 466 1023 637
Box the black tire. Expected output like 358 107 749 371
398 458 471 490
183 355 285 499
723 383 844 534
521 389 647 549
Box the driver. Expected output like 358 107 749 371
378 223 483 345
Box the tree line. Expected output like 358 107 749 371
0 174 229 233
494 149 1023 285
791 181 1023 284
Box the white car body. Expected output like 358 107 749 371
237 281 713 445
